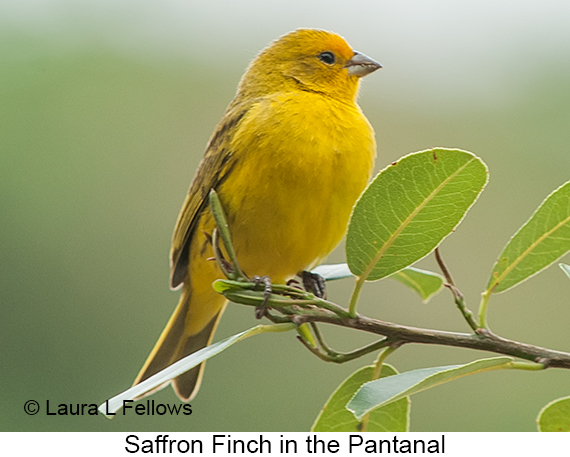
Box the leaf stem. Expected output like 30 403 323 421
349 276 366 317
242 322 298 337
372 346 398 378
507 361 546 371
478 290 492 329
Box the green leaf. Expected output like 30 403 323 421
98 323 295 417
209 189 246 280
486 180 570 294
538 396 570 432
390 267 444 303
312 364 409 432
560 263 570 280
347 148 488 282
347 357 512 420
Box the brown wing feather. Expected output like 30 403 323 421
170 102 252 288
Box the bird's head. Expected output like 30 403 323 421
237 29 381 102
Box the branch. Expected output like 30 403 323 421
258 300 570 369
295 310 570 369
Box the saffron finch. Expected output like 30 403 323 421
134 29 380 401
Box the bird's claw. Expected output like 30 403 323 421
301 270 327 299
252 275 272 319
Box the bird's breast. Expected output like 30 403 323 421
219 92 376 282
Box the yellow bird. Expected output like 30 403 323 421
133 29 380 401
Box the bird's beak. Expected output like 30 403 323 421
345 52 382 77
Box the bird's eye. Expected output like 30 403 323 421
318 51 336 65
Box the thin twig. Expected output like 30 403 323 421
435 247 479 331
296 331 391 363
434 247 455 286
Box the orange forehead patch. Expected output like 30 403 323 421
272 29 355 61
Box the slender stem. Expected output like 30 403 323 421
312 296 353 318
478 290 492 329
264 310 295 324
449 287 479 332
297 325 391 364
296 336 331 362
373 346 398 378
310 322 328 350
327 337 392 363
508 361 545 371
434 247 480 331
434 247 455 285
349 276 366 317
245 322 298 336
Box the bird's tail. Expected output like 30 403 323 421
133 285 226 401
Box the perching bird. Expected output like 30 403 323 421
133 29 380 401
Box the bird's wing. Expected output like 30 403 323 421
169 101 253 288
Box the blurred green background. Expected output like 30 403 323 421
2 0 570 432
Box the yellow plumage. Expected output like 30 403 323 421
133 29 380 401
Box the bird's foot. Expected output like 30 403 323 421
252 275 272 319
300 270 327 299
